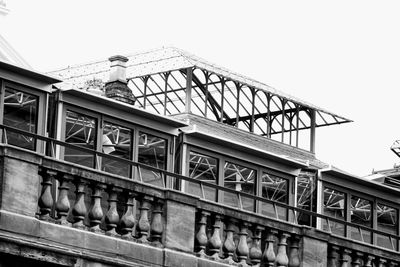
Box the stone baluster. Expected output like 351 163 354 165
222 217 237 264
236 221 250 266
208 214 223 260
72 178 87 229
363 255 375 267
150 199 164 247
351 252 363 267
377 258 387 267
288 234 300 267
105 186 120 236
88 182 105 233
339 249 351 267
276 232 290 267
388 261 398 267
262 229 277 266
38 170 55 220
55 173 72 225
120 191 137 239
195 211 210 257
137 195 153 243
328 245 340 267
249 225 264 267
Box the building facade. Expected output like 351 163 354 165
0 48 399 266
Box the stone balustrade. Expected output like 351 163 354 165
1 145 400 267
38 167 165 247
194 210 301 267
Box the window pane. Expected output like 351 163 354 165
350 195 372 243
101 122 132 177
323 188 346 237
64 110 96 168
186 151 218 201
224 162 255 211
138 132 166 186
3 88 38 150
377 203 398 250
261 172 288 219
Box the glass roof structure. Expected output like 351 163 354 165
50 47 352 151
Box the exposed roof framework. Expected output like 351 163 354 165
50 47 352 152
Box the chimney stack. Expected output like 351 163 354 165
105 55 136 105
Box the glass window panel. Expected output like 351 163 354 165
3 88 38 150
224 162 255 210
64 110 97 168
261 172 288 219
377 203 398 250
350 195 372 243
322 188 346 237
138 132 167 186
101 122 132 177
186 151 218 201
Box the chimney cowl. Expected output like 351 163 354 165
105 55 136 105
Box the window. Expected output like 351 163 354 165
137 132 167 186
3 87 38 150
101 121 132 177
323 187 346 237
223 161 255 211
64 110 97 168
350 195 372 243
186 151 218 201
260 172 288 220
377 203 398 250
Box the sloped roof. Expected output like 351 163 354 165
49 47 351 124
0 34 31 69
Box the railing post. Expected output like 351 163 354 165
88 182 105 233
105 186 120 236
223 217 237 264
249 225 264 267
236 221 250 266
195 210 210 257
363 255 374 267
55 173 72 225
339 249 351 267
262 229 277 266
288 234 301 267
328 245 340 267
120 191 137 239
72 178 87 229
377 258 387 267
150 198 164 247
351 251 363 267
137 195 153 243
38 169 56 221
208 214 223 260
276 232 290 267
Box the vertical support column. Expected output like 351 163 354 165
185 67 193 113
236 221 250 266
143 76 149 109
120 191 136 239
72 178 87 229
263 229 277 266
196 211 210 257
38 170 56 221
235 82 241 127
339 249 351 267
363 255 374 267
137 195 153 243
219 78 225 123
223 217 237 264
250 87 256 133
351 252 363 267
88 182 105 233
163 72 170 116
56 173 72 225
310 109 316 153
105 186 120 236
327 245 339 267
150 198 164 247
288 234 301 267
266 93 272 138
208 214 223 260
249 225 264 267
276 232 290 267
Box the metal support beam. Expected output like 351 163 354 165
185 67 193 113
310 109 316 153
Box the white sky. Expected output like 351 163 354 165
2 0 400 176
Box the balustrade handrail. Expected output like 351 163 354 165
0 124 399 245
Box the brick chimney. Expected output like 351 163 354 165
105 55 136 105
